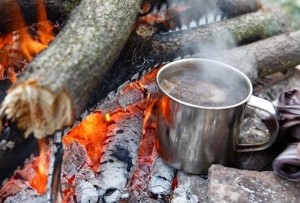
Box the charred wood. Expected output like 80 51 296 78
149 9 289 63
47 131 63 203
61 141 96 203
0 0 80 35
0 179 47 203
75 181 98 203
0 125 38 184
0 0 143 139
96 105 145 203
148 149 176 196
153 0 262 32
124 102 156 202
94 69 159 113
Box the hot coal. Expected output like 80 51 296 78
160 68 248 107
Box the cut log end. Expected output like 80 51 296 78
0 79 74 139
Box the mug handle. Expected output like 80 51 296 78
236 95 280 152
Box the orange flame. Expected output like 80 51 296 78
63 112 107 171
138 3 189 26
29 139 49 194
0 0 56 82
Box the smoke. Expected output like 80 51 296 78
164 0 258 81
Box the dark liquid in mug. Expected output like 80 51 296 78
160 68 248 107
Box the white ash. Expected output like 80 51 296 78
96 105 144 203
148 149 176 195
75 181 99 203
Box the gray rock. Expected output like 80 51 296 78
208 164 300 203
171 172 208 203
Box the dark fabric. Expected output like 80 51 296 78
272 88 300 182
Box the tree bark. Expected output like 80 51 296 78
0 0 80 35
147 0 262 32
0 0 142 139
207 30 300 79
149 9 289 63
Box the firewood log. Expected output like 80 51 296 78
0 0 143 139
228 30 300 77
96 104 144 203
197 30 300 82
149 9 289 64
145 0 262 32
148 148 176 196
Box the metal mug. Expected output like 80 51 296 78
155 58 279 174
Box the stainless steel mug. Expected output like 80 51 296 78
155 58 279 174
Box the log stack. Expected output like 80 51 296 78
1 0 300 202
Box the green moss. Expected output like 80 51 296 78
271 0 300 29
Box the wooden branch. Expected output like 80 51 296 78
0 0 142 139
0 0 80 35
148 0 262 32
149 9 289 63
96 105 144 203
125 104 156 201
197 30 300 83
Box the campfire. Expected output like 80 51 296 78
1 0 300 202
0 0 58 82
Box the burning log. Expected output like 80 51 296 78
0 179 47 203
124 101 156 202
0 0 143 139
0 0 79 35
148 149 176 196
96 105 144 203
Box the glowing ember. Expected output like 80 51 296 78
138 3 189 26
0 67 162 201
29 139 49 194
63 112 107 171
0 0 57 82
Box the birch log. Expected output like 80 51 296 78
0 0 142 139
96 105 144 203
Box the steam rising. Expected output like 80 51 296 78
159 61 250 107
163 0 258 88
